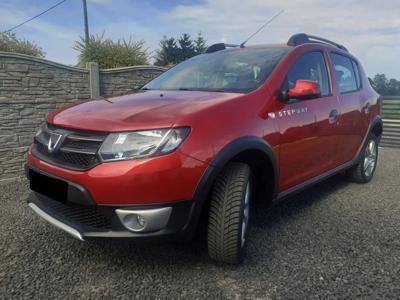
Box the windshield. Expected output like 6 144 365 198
143 47 288 93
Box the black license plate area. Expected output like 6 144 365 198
29 169 68 203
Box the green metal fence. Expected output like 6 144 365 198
381 96 400 148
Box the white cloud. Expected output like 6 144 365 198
165 0 400 78
1 0 399 77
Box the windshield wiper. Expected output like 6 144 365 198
177 88 227 92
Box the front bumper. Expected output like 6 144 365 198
27 145 208 206
26 165 195 241
28 191 194 241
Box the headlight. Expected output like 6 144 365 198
99 127 190 161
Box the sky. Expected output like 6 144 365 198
1 0 399 78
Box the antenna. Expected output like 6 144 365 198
240 10 284 48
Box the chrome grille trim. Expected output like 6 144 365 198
67 134 105 142
59 147 98 155
32 124 107 170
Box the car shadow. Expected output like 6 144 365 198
252 174 350 230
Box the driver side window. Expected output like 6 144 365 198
283 51 330 97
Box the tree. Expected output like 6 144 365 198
371 73 400 96
154 33 207 66
74 33 148 69
194 32 207 54
387 78 400 96
177 33 195 61
371 73 388 95
0 32 45 57
154 37 179 66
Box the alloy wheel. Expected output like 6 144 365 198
363 139 377 177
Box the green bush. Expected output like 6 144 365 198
74 33 149 69
0 32 45 57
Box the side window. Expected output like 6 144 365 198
284 51 330 97
352 60 361 89
331 53 358 93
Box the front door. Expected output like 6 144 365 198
276 51 340 192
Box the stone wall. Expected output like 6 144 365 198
0 52 165 182
100 66 164 96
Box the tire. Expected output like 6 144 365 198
346 133 378 183
207 162 252 264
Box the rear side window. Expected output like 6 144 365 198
284 51 330 97
331 53 358 93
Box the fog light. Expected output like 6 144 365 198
123 214 146 232
136 215 146 227
115 207 172 233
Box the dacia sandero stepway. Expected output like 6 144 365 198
26 33 382 263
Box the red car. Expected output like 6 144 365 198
26 33 382 263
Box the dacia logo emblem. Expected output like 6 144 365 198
48 133 62 152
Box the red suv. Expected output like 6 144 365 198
26 33 382 263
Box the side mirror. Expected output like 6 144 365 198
282 80 321 101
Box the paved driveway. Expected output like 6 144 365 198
1 148 399 299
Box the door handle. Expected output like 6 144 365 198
363 102 371 114
329 109 339 124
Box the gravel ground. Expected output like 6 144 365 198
1 147 399 299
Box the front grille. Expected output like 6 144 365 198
36 142 48 155
58 151 97 168
32 124 107 171
44 198 112 230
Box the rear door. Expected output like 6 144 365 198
330 53 365 164
277 51 341 191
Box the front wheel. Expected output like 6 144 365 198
346 134 378 183
207 162 252 264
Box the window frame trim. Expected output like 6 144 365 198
351 59 362 90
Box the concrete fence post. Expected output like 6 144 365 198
88 62 100 98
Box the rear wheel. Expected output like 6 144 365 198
207 162 252 264
346 134 378 183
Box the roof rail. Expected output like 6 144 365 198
287 33 348 52
205 43 240 53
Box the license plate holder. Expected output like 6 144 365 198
29 169 68 203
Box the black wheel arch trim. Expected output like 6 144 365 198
369 115 383 140
183 136 279 238
349 115 381 165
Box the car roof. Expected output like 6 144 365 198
206 34 352 57
212 42 356 62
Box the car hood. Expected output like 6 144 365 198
46 90 243 132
